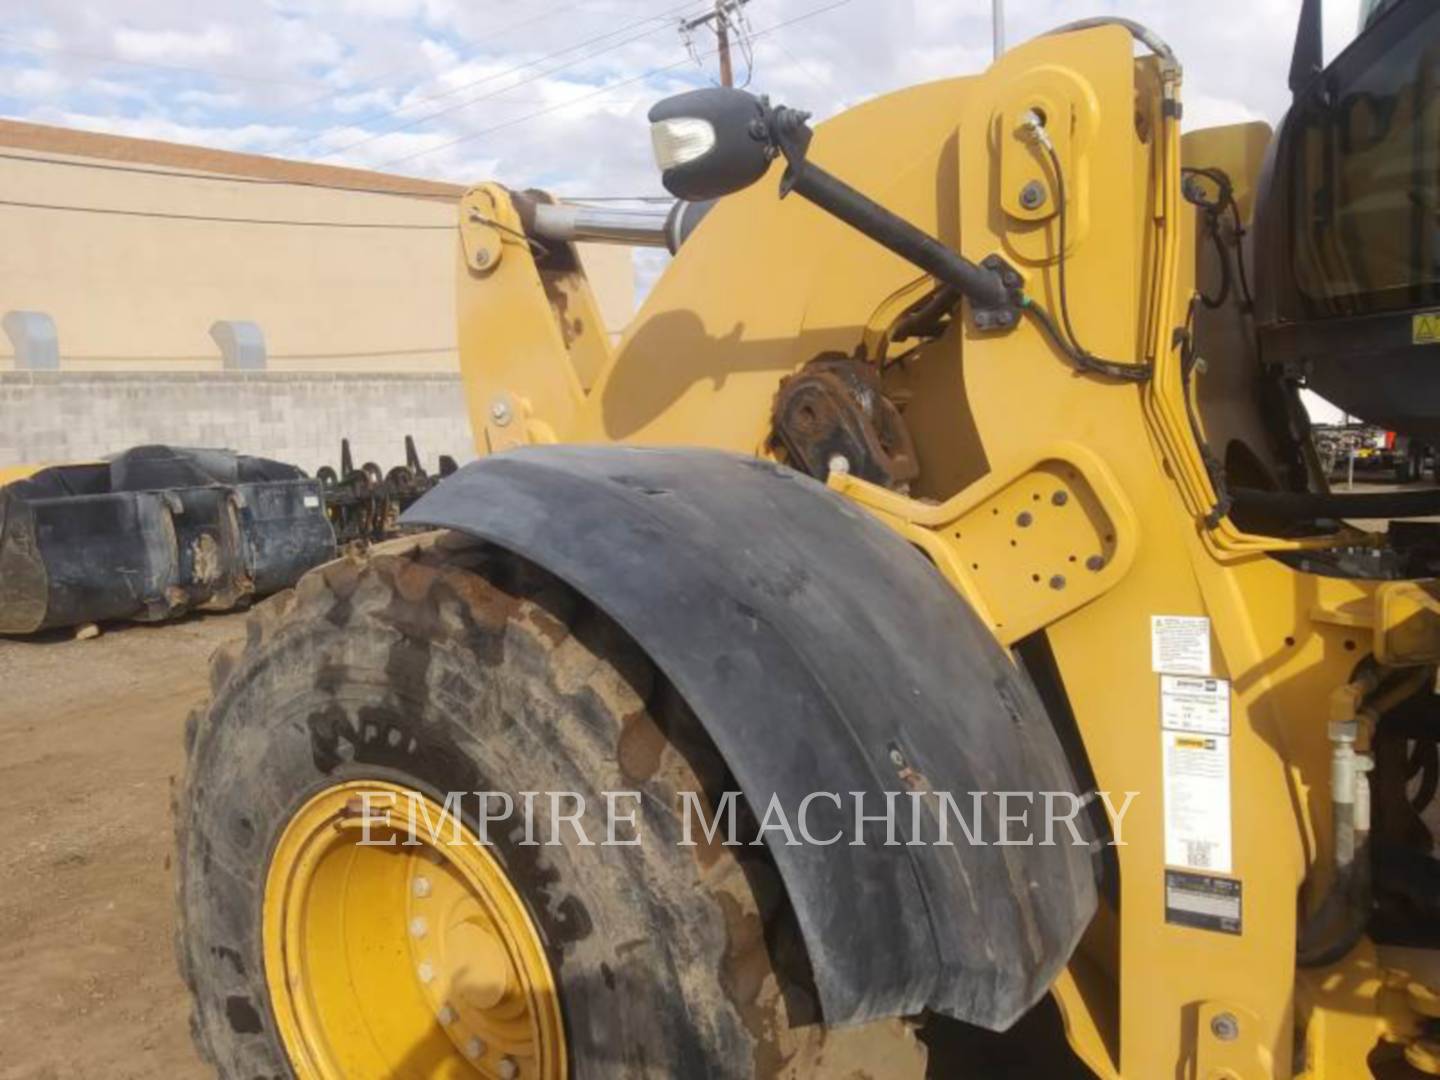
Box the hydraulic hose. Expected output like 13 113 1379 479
1229 486 1440 521
1044 17 1180 75
1292 668 1431 968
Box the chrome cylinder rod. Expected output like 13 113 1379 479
530 202 671 247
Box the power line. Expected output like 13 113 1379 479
377 0 856 168
266 0 596 145
766 34 832 95
377 57 694 167
310 0 710 161
0 149 459 200
0 150 675 206
0 3 626 134
680 0 753 88
309 0 705 160
0 32 327 89
757 0 881 99
563 195 673 202
0 198 455 229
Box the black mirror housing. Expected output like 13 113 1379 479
648 88 775 201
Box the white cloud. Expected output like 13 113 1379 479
49 110 304 154
1181 91 1266 133
3 67 67 100
112 25 239 63
173 87 243 109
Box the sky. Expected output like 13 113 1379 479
0 0 1367 416
0 0 1366 197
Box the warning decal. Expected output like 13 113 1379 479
1165 870 1242 935
1151 615 1212 675
1162 729 1232 873
1414 311 1440 345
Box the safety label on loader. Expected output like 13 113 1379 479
1151 615 1212 675
1164 870 1242 935
1160 675 1230 736
1161 729 1233 874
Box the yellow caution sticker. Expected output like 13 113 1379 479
1414 311 1440 345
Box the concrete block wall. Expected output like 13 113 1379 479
0 372 475 476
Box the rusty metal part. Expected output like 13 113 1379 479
858 276 964 368
890 284 961 348
317 434 458 546
770 355 920 489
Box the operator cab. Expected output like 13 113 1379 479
1255 0 1440 438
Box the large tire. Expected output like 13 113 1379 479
174 532 924 1078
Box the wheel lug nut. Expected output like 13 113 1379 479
417 961 435 985
497 1056 519 1079
465 1036 487 1059
437 1004 456 1024
409 916 428 939
413 876 431 898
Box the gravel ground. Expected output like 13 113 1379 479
0 614 244 1080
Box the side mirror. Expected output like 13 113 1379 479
648 88 776 201
648 86 1017 322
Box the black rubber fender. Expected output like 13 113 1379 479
403 445 1097 1029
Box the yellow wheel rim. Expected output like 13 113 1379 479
263 781 567 1079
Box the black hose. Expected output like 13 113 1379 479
1228 199 1255 309
1181 166 1254 311
1296 856 1372 967
1297 798 1372 968
1024 141 1153 382
1024 300 1152 382
1409 739 1440 811
1178 298 1233 525
1229 486 1440 520
1200 225 1233 309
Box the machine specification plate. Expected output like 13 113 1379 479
1160 675 1230 736
1165 870 1242 935
1151 615 1212 675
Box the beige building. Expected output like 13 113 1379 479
0 121 635 471
0 120 634 372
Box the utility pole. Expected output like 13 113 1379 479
992 0 1006 60
716 5 733 87
681 0 751 88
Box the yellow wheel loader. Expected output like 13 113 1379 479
175 2 1440 1076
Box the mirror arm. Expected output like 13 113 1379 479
1288 0 1324 96
765 105 1021 326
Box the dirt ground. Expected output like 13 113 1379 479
0 614 243 1080
0 607 1081 1080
